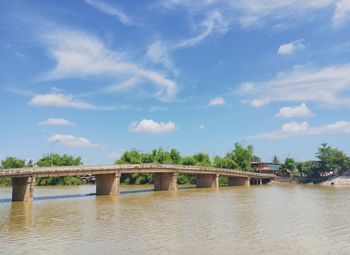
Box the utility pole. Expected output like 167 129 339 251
51 139 60 167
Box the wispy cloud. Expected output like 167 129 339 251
146 41 173 69
333 0 350 25
250 121 350 139
174 10 229 48
239 64 350 107
85 0 133 25
129 119 177 134
30 92 100 110
41 28 177 101
209 96 225 106
159 0 349 31
277 39 305 56
39 118 74 126
49 134 99 148
276 103 313 118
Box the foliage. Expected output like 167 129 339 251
0 157 26 186
213 156 237 169
1 157 26 169
225 143 254 171
36 154 83 186
316 143 350 176
36 154 82 167
296 161 314 177
280 157 298 177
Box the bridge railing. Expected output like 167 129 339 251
0 163 275 178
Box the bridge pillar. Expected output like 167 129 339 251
228 177 250 187
12 177 35 202
196 174 219 189
153 173 177 191
95 173 120 195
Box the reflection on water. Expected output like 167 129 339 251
0 184 350 255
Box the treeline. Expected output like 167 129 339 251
115 143 258 185
278 143 350 178
0 154 83 186
1 143 349 186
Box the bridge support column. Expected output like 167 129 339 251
95 173 120 195
153 173 177 191
196 174 219 189
12 177 35 202
228 177 250 187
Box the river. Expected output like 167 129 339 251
0 184 349 255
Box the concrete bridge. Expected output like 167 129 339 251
0 164 275 202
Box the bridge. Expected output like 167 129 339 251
0 164 275 202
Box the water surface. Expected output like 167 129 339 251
0 184 349 255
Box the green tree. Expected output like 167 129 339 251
213 156 237 169
192 153 211 167
36 154 83 185
316 143 350 176
170 148 181 164
1 157 25 169
296 161 314 177
181 156 197 166
280 157 297 177
226 143 254 171
0 157 26 185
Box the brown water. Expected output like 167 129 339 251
0 184 350 255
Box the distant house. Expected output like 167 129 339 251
251 162 281 175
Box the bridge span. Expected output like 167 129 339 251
0 164 275 202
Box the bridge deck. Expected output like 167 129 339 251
0 164 275 179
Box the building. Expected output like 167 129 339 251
251 162 281 175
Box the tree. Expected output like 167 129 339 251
213 156 237 169
1 157 25 169
182 156 197 166
193 153 211 167
280 157 297 177
36 154 83 185
296 161 314 177
226 143 254 171
170 148 181 164
316 143 350 176
0 157 26 186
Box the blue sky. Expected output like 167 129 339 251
1 0 350 164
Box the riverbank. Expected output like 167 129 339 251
273 176 350 186
320 176 350 186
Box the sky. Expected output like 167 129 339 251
1 0 350 165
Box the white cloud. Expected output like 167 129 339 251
104 77 141 93
276 103 313 118
209 96 225 105
174 10 229 48
149 106 167 112
333 0 350 25
277 39 305 55
30 92 99 110
199 124 205 129
250 97 270 107
49 134 99 148
41 29 177 101
39 118 74 126
129 119 177 134
160 0 347 31
146 41 173 69
250 120 350 139
85 0 133 25
239 64 350 107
